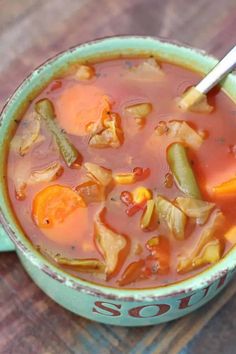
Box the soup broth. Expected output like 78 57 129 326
7 56 236 288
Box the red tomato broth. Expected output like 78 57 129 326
6 57 236 288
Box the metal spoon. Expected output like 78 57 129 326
179 45 236 110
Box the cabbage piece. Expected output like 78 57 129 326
155 120 203 150
128 58 164 81
94 209 129 275
28 161 63 185
117 260 145 286
178 239 222 273
193 239 222 268
89 113 123 148
76 180 105 204
176 197 215 225
54 256 105 273
11 157 31 200
155 196 187 240
13 161 63 200
125 102 152 118
74 64 94 80
167 121 203 150
125 103 152 126
11 112 41 156
84 162 112 186
177 210 225 273
178 87 213 113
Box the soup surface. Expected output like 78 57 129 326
7 56 236 288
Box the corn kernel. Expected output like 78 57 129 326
132 186 152 204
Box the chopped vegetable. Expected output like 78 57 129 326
11 111 41 156
167 143 202 199
120 189 148 217
193 239 223 268
114 167 150 185
224 226 236 244
177 210 225 273
125 102 152 126
146 236 160 251
113 173 136 184
145 236 170 275
178 87 213 113
84 162 112 186
129 58 164 81
54 256 105 273
94 209 129 275
125 102 152 118
155 121 169 136
167 121 203 150
89 113 123 148
178 239 223 273
192 210 225 256
155 120 203 150
133 242 143 255
140 199 156 230
74 64 94 80
118 260 145 286
56 84 111 136
13 161 63 200
213 177 236 196
28 161 63 185
176 197 215 225
155 196 187 240
32 185 86 228
35 99 82 168
132 186 152 204
76 180 105 203
12 159 31 200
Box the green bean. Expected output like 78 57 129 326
167 143 201 199
35 99 82 167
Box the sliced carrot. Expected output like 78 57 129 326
213 177 236 196
32 185 86 228
224 226 236 244
42 208 88 245
55 84 111 136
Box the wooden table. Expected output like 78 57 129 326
1 1 236 353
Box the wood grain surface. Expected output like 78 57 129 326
1 1 236 353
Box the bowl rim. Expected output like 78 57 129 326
1 35 236 301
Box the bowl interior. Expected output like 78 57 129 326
1 36 236 300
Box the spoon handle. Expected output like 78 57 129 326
195 45 236 94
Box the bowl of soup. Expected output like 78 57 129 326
1 36 236 326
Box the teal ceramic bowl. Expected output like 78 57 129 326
1 36 236 326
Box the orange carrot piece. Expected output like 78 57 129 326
55 84 111 136
32 185 86 228
213 177 236 196
224 226 236 244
